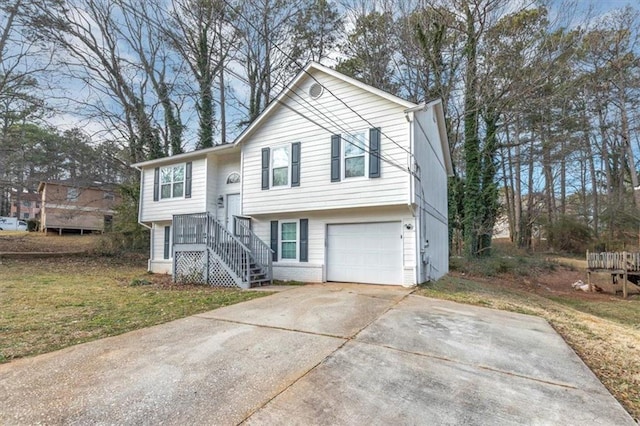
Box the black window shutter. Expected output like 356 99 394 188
270 220 278 261
291 142 301 187
331 135 341 182
185 162 192 198
369 128 381 178
299 219 308 262
163 226 171 259
153 167 160 201
261 148 270 190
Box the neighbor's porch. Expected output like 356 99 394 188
586 251 640 298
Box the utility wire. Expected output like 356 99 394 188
218 0 415 161
115 0 414 174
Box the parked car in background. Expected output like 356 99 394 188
0 217 28 231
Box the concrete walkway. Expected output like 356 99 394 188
0 284 634 425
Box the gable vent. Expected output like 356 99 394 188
309 83 323 100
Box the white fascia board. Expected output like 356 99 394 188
130 143 238 169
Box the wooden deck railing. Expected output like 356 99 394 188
586 251 640 272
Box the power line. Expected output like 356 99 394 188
112 0 414 174
218 0 415 161
219 52 410 173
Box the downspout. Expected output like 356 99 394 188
405 110 416 217
405 110 420 285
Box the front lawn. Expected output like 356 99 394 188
0 256 270 363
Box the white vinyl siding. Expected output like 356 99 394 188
140 158 207 222
242 70 411 215
211 153 241 222
412 106 449 281
148 221 172 274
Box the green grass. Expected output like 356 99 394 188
418 274 640 421
0 257 271 363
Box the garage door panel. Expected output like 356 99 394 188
327 222 402 285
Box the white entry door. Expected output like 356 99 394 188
326 222 403 285
226 193 240 232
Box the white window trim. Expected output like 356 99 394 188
342 130 369 180
226 172 241 184
279 220 299 262
271 144 291 189
160 163 186 200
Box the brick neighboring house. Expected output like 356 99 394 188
37 180 121 234
10 192 41 220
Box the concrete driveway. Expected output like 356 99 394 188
0 284 634 425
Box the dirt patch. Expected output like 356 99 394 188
488 261 640 301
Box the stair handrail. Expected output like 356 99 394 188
206 212 252 282
173 212 252 283
235 217 273 282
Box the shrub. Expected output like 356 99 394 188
450 244 557 277
546 215 592 254
26 219 39 232
94 181 149 256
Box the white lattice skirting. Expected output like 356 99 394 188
174 250 240 288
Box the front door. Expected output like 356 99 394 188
226 193 240 233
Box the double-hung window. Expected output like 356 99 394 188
343 132 366 178
153 162 191 201
280 222 297 260
331 128 381 182
271 146 290 187
160 164 185 199
270 219 308 262
262 143 300 190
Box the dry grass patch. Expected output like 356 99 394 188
418 274 640 421
0 232 100 253
0 257 270 363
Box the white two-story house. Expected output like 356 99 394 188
132 62 453 288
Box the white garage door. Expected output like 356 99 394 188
326 222 403 285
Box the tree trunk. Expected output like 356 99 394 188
620 93 640 206
514 120 523 247
462 3 481 257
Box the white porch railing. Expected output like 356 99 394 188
172 212 272 288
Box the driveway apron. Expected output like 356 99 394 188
0 284 634 425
